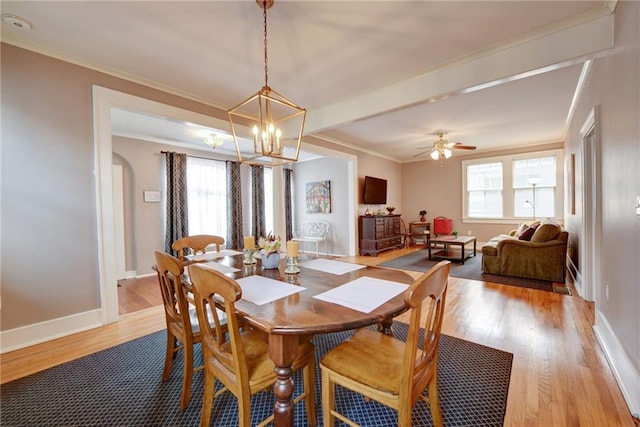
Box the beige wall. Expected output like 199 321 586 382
292 157 350 255
564 0 639 384
1 43 229 330
401 142 563 243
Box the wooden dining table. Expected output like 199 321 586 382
185 251 414 427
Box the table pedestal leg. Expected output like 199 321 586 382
270 334 298 427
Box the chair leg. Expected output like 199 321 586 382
163 333 176 381
428 376 443 427
199 366 215 427
321 368 335 427
180 340 194 410
237 388 252 427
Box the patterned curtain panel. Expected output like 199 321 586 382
251 165 266 239
164 152 188 254
226 161 244 250
284 168 293 241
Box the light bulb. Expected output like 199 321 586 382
444 148 452 158
430 150 440 160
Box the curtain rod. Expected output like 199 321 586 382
160 150 233 162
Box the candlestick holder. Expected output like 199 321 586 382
284 256 300 274
243 248 257 265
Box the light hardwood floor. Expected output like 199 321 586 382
2 248 637 426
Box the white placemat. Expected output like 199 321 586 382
185 249 242 261
200 261 241 274
236 275 306 305
298 258 365 275
313 277 408 313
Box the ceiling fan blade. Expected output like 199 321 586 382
412 150 431 158
453 144 477 150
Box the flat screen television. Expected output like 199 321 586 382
363 176 387 205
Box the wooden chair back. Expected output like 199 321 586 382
154 251 191 340
171 234 225 263
153 250 201 410
432 216 453 236
403 260 450 407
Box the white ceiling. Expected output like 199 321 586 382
1 1 614 162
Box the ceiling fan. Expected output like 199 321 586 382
413 133 477 161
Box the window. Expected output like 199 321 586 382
512 156 556 219
467 162 503 218
186 156 227 238
264 167 274 233
463 149 563 222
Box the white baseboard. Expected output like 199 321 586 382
593 310 640 418
567 255 583 297
124 270 137 279
1 309 103 354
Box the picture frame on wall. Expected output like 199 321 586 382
305 181 331 214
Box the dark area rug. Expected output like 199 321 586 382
379 250 560 292
1 323 512 426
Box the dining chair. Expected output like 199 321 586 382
320 260 451 427
188 263 317 427
432 216 453 237
154 250 215 411
172 234 225 264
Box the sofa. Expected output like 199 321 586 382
481 221 568 282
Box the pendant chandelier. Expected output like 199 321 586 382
228 0 306 166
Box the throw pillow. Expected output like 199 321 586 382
518 224 538 241
515 222 529 237
531 222 561 243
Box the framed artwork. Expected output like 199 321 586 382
305 181 331 214
567 154 575 215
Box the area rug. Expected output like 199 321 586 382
379 250 559 292
1 323 512 426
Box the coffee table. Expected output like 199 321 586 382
428 235 477 264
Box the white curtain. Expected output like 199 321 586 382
186 157 227 240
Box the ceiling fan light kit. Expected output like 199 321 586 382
415 132 477 165
228 0 306 167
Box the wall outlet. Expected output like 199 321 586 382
467 230 472 236
605 285 610 300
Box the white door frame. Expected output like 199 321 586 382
92 86 235 323
579 105 601 302
92 86 358 323
112 164 126 280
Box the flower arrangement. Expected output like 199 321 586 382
419 210 427 222
258 233 282 254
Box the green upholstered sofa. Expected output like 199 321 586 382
481 221 568 282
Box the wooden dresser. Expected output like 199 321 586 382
359 214 402 256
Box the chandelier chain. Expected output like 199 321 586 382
263 1 269 88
